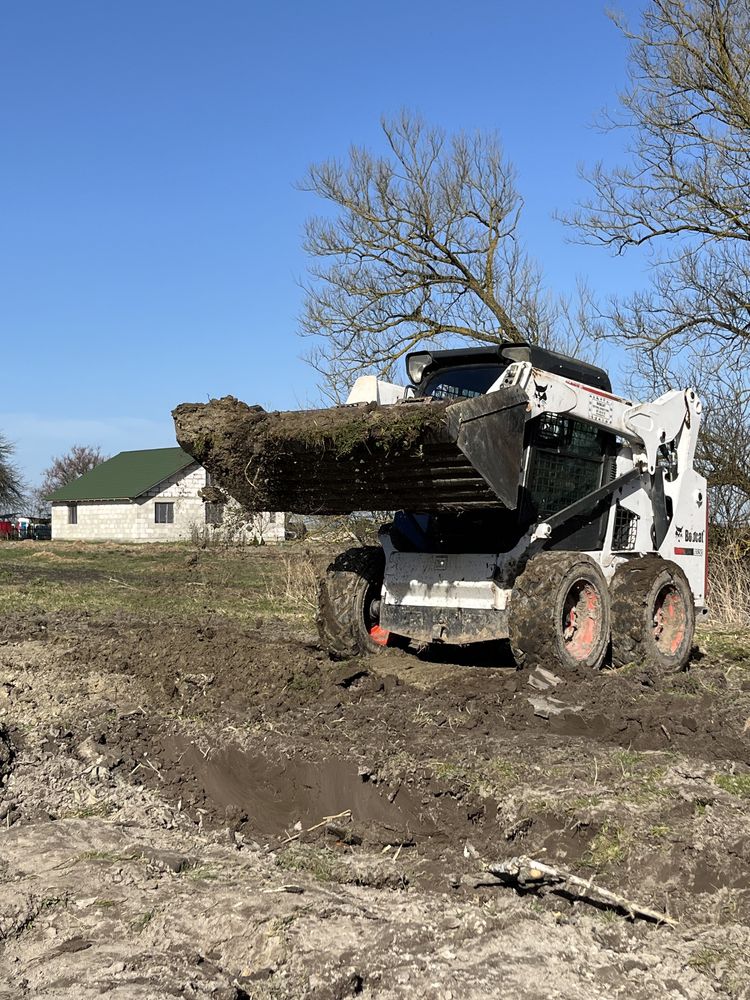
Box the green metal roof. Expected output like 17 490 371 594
46 447 196 502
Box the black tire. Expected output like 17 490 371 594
610 557 694 672
317 546 391 659
509 551 611 671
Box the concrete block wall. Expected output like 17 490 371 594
247 511 287 544
205 499 288 544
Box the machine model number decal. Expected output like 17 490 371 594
587 396 614 424
674 547 703 557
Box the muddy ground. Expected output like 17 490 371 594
1 542 749 998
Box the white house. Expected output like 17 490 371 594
47 447 286 543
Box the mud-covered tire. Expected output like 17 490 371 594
317 546 390 659
610 557 694 672
509 551 611 671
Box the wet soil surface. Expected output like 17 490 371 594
1 599 750 997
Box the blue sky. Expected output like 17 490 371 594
1 0 646 484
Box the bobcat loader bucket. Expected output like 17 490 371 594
172 385 528 514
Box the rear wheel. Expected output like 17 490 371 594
610 557 694 672
509 551 610 671
317 546 393 659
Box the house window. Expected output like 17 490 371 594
154 502 174 524
68 504 78 525
205 502 223 526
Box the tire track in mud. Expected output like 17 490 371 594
91 701 750 924
49 612 750 768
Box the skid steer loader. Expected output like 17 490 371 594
173 342 708 673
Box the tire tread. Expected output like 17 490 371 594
610 556 694 671
316 546 384 659
509 551 609 671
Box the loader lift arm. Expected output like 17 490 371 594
541 468 641 536
478 361 702 554
496 360 701 477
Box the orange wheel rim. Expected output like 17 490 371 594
562 580 602 661
653 583 687 655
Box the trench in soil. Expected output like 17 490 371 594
167 737 605 875
178 739 466 844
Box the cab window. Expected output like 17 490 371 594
421 364 504 400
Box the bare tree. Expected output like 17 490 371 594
570 0 750 359
0 434 24 510
301 112 591 398
39 445 107 498
698 385 750 532
566 0 750 532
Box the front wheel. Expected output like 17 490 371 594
317 546 393 659
509 552 611 671
609 557 694 672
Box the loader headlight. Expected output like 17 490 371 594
407 352 431 385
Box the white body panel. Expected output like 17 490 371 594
658 467 708 607
346 376 412 405
382 552 506 612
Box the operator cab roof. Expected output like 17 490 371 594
406 343 612 394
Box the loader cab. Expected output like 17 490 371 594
402 344 617 553
420 363 505 401
408 348 507 401
406 343 612 400
521 412 616 551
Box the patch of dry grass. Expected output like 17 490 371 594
707 549 750 629
262 551 322 616
0 540 325 624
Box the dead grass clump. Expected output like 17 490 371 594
263 551 320 616
706 549 750 629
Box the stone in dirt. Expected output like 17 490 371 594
527 694 583 718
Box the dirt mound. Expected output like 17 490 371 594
60 615 328 722
171 387 527 513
